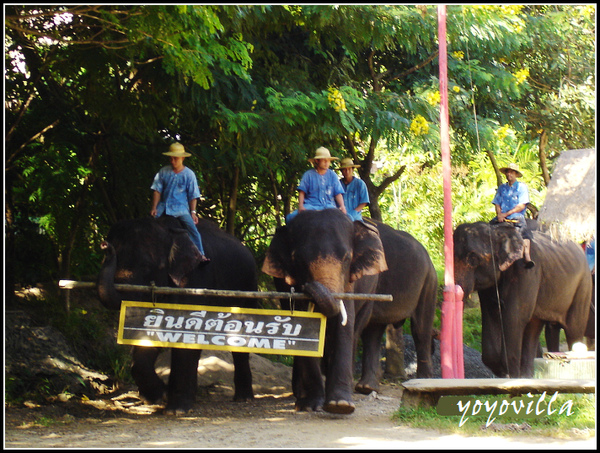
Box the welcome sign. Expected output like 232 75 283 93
118 301 327 357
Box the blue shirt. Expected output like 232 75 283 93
341 177 370 221
491 181 530 220
151 166 201 217
585 239 595 271
298 169 345 210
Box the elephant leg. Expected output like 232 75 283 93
564 280 593 350
292 356 325 412
231 352 254 401
131 346 167 404
520 318 545 377
545 323 562 352
165 348 201 414
479 290 509 377
411 295 435 378
323 310 357 414
355 323 386 395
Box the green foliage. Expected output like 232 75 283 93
5 4 595 300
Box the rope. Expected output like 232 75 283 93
461 9 483 157
488 224 511 378
461 8 510 377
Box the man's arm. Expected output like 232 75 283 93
150 190 161 217
335 193 347 214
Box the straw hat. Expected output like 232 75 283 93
499 163 523 177
163 142 191 157
308 146 338 163
338 157 361 170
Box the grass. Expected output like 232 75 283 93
393 392 596 438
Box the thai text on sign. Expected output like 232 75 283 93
118 301 327 357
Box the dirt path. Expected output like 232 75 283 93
4 310 595 449
5 367 595 449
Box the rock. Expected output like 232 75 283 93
402 334 496 379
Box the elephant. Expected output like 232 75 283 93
354 219 437 394
97 215 257 414
262 209 437 413
453 221 592 378
262 209 387 414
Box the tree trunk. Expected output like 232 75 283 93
485 149 504 187
226 166 239 236
539 130 551 186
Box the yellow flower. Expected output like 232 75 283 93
500 5 523 16
452 51 464 60
410 115 430 136
582 5 595 17
494 125 511 140
426 91 440 106
452 86 461 93
513 68 529 84
327 87 347 112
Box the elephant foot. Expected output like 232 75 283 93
233 393 255 402
323 400 355 415
164 406 194 416
355 381 379 395
164 400 195 416
294 396 324 412
138 387 167 405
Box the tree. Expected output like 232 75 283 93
5 5 255 303
5 4 595 304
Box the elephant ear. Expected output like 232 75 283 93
350 220 388 283
492 223 524 271
262 225 292 282
167 228 202 287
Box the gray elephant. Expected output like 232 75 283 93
354 220 437 394
97 215 257 414
262 209 437 413
262 209 388 414
453 221 592 378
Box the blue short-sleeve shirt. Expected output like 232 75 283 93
298 169 345 210
341 177 370 221
491 181 530 220
151 166 201 217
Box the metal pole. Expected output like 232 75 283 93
438 5 464 379
58 280 394 302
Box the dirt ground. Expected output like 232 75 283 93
5 349 596 450
4 300 596 450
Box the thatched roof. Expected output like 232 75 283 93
538 148 596 242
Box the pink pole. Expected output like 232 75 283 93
438 5 464 379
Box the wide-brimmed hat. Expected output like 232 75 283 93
163 142 191 157
338 157 361 170
308 146 338 163
499 163 523 177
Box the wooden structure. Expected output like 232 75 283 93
401 378 596 408
58 280 393 302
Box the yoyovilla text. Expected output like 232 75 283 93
437 392 574 427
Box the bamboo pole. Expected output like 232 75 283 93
58 280 393 302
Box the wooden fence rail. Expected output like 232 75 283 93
58 280 393 302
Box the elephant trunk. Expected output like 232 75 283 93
303 281 341 319
97 241 123 310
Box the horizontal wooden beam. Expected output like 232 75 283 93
58 280 393 302
401 378 596 408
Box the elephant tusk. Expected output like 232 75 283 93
339 300 348 326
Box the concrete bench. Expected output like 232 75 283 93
401 378 596 408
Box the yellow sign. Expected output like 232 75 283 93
118 301 326 357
